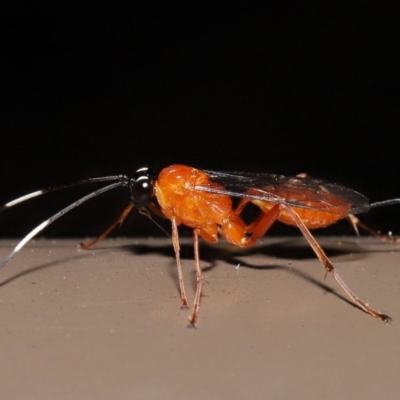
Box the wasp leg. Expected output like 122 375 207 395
171 217 189 308
221 203 281 248
188 229 203 326
283 205 391 322
347 214 400 243
80 203 134 249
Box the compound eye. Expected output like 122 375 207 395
131 176 154 206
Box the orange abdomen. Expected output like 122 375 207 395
253 196 351 229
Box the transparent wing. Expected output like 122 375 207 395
195 170 370 215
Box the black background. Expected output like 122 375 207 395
1 3 399 238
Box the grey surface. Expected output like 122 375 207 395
0 237 399 400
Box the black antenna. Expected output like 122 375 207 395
0 175 125 212
0 181 124 270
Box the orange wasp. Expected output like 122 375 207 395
0 164 398 325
